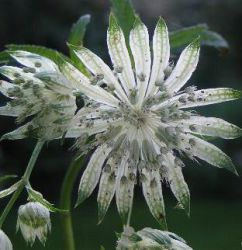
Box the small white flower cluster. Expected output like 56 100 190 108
116 226 193 250
0 230 12 250
0 51 76 140
17 202 51 246
0 15 241 237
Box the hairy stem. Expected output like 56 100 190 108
59 156 85 250
0 140 45 228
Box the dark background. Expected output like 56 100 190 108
0 0 242 249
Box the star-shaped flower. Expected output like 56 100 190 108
66 15 241 226
0 51 77 141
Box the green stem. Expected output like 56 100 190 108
0 140 45 228
59 156 85 250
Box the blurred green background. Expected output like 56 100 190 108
0 0 242 249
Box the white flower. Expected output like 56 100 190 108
0 51 77 140
64 15 241 226
17 202 51 246
0 230 13 250
116 226 193 250
3 15 240 227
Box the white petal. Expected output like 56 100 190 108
164 39 200 94
76 144 112 205
177 116 242 139
1 122 32 141
107 15 136 94
179 88 242 109
142 169 166 228
0 105 23 117
0 66 41 84
10 50 58 73
97 158 117 223
0 80 16 98
180 134 237 174
66 115 123 138
60 61 120 107
146 18 170 98
129 17 151 105
72 47 129 102
115 155 135 224
152 88 242 111
164 153 190 215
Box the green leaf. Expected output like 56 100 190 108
67 14 91 75
26 187 67 213
201 30 229 51
169 24 229 51
68 14 91 47
0 180 21 199
110 0 136 43
0 175 18 186
6 44 69 66
100 246 105 250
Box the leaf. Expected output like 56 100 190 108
0 180 21 199
201 30 229 51
100 246 105 250
169 24 229 51
0 175 18 186
6 44 69 66
67 14 91 75
68 14 91 47
27 187 67 213
110 0 136 44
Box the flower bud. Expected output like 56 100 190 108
17 202 51 246
0 230 13 250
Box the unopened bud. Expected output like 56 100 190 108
17 202 51 246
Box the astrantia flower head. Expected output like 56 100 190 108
66 15 242 226
116 226 192 250
0 229 13 250
0 51 77 141
17 201 51 246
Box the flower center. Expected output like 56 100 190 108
120 103 148 129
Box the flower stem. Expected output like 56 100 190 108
59 156 85 250
0 140 45 228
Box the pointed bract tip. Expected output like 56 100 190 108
157 16 166 25
75 194 86 208
190 36 201 48
133 14 142 27
235 89 242 98
224 160 239 176
97 209 105 225
185 203 191 218
108 12 120 32
232 167 239 177
158 217 168 231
